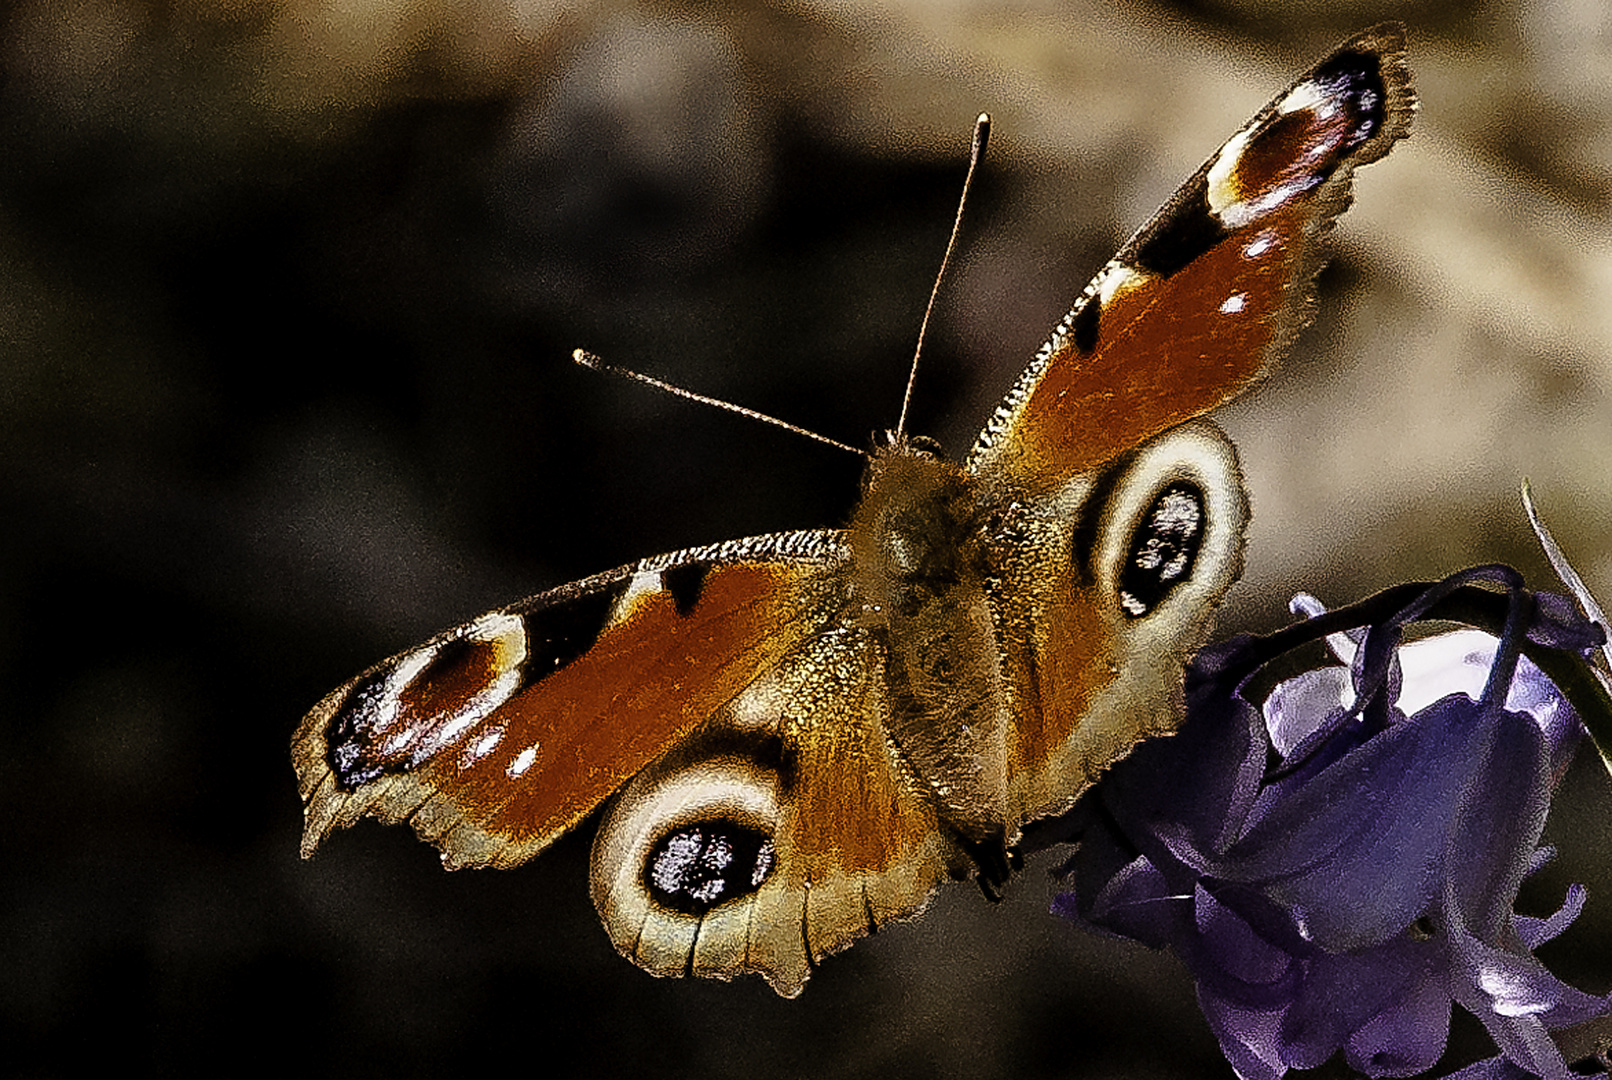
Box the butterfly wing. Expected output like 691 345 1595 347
590 609 965 996
969 27 1414 828
295 530 852 869
967 25 1414 490
294 528 964 995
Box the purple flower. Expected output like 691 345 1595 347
1053 567 1612 1079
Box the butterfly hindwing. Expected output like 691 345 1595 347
591 612 965 996
988 421 1250 828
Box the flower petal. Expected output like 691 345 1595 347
1193 884 1296 992
1216 703 1484 950
1094 640 1272 864
1278 938 1435 1070
1447 930 1599 1080
1442 704 1551 941
1343 973 1451 1077
1060 853 1185 949
1197 992 1290 1080
1515 884 1586 951
1265 665 1353 755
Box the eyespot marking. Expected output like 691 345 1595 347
326 667 395 789
1118 482 1206 618
644 820 776 916
1206 47 1391 229
324 612 528 789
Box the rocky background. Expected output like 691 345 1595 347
3 1 1610 1077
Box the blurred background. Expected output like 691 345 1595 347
3 1 1610 1076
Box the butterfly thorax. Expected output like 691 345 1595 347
847 437 1012 852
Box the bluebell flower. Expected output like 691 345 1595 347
1052 566 1612 1079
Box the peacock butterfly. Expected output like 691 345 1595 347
293 25 1415 997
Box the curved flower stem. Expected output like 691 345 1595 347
1432 585 1612 784
1229 580 1612 784
1337 584 1612 783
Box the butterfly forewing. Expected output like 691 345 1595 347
294 530 854 870
966 25 1414 493
964 26 1410 829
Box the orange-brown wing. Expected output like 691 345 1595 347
992 422 1250 830
588 616 968 997
966 25 1414 494
293 529 853 871
974 28 1413 832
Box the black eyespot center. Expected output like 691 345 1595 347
644 820 776 916
1311 48 1390 149
326 668 397 790
1118 482 1206 618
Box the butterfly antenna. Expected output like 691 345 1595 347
574 350 866 457
896 112 991 440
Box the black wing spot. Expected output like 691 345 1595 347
1070 296 1101 355
326 668 392 790
525 581 623 672
662 562 711 617
1134 191 1230 278
644 821 776 916
1118 483 1205 618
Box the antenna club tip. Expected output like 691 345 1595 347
971 114 991 157
573 348 600 368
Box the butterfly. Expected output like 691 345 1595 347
293 25 1415 997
